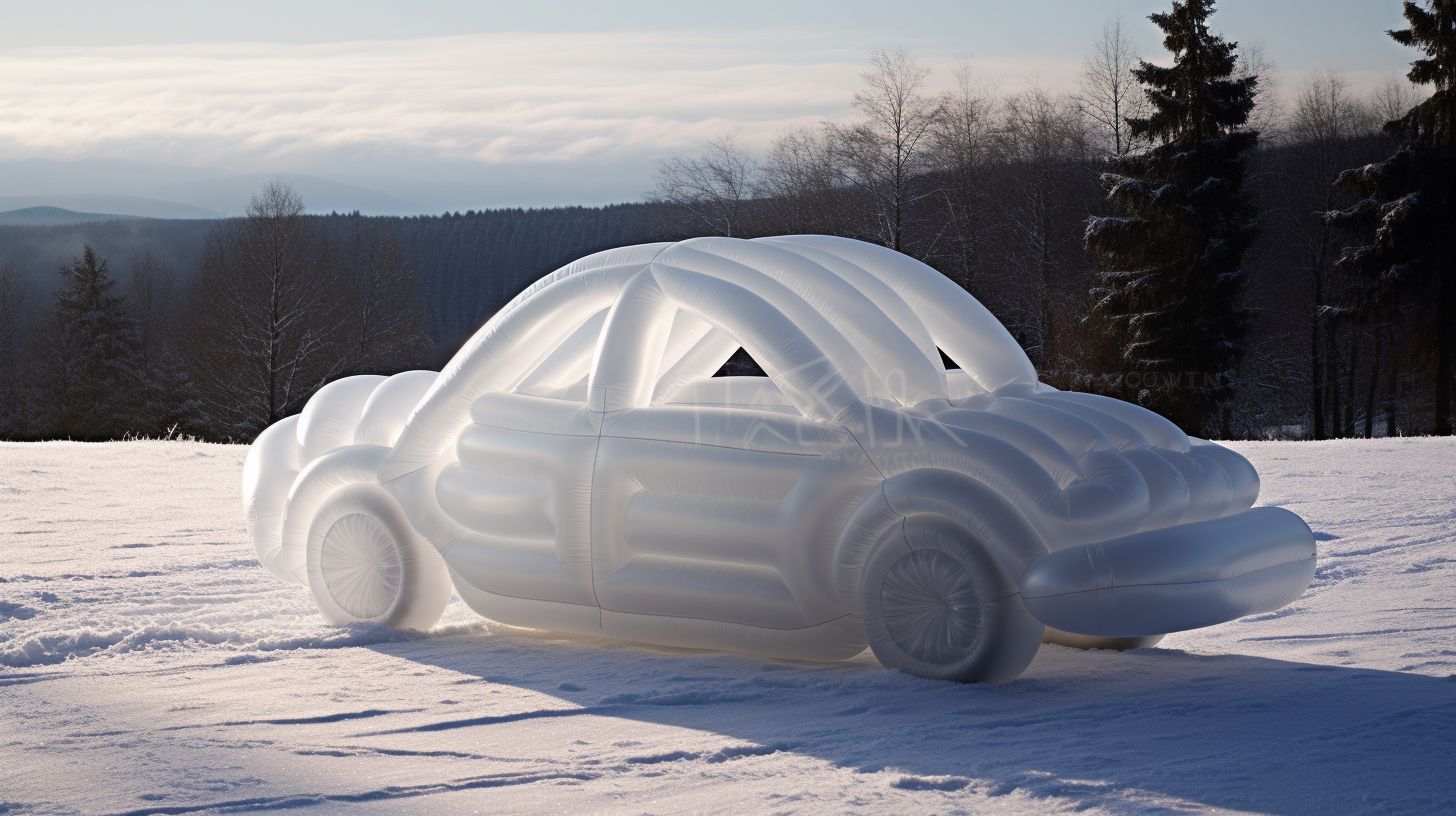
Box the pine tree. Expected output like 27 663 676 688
1084 0 1258 435
42 245 140 437
1326 0 1456 435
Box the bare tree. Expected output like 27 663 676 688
1077 14 1148 157
759 125 848 235
1237 41 1284 139
1258 71 1394 439
994 86 1090 371
1290 70 1378 143
651 133 758 237
1370 72 1427 126
186 180 345 437
338 216 430 373
928 59 998 292
834 48 944 252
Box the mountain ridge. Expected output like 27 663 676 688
0 206 150 226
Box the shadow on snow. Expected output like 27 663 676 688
360 623 1456 815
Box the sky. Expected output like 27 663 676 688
0 1 1422 214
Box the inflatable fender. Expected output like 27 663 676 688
243 415 302 582
355 370 439 448
297 375 387 467
835 469 1047 611
279 444 392 585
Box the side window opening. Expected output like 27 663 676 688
713 347 768 378
938 347 960 371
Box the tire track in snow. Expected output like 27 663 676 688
358 690 763 736
101 770 600 816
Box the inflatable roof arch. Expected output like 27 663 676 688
244 235 1316 683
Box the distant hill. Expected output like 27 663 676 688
149 173 418 217
0 194 219 220
0 206 148 226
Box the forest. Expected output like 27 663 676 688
0 0 1451 443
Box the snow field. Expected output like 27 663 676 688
1 438 1453 814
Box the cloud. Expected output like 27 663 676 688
0 31 1080 172
0 32 860 171
0 30 1093 206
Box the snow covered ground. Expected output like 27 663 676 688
2 438 1453 815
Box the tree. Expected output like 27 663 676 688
759 125 849 235
1326 0 1456 435
186 181 345 438
128 252 198 435
1085 0 1260 435
929 60 998 293
36 245 140 438
0 265 36 437
337 216 430 373
1372 71 1428 125
1236 42 1284 140
1279 71 1381 439
651 134 758 237
995 86 1092 372
834 48 943 252
1077 14 1149 158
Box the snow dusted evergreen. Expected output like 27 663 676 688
1085 0 1258 436
1326 0 1456 435
39 245 142 437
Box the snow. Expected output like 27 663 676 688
2 438 1453 815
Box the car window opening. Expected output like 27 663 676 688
713 347 768 378
938 347 961 372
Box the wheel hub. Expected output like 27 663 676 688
320 513 404 620
880 548 983 665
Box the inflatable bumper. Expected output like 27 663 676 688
1019 507 1317 638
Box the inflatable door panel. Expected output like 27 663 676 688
591 406 880 630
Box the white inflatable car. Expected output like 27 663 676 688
244 236 1316 683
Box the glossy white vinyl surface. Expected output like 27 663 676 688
242 236 1316 682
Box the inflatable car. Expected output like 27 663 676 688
243 235 1317 683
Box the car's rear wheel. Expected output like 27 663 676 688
305 483 452 630
860 514 1043 683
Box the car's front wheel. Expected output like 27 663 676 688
305 482 452 630
860 514 1044 683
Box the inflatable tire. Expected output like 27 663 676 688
861 514 1043 684
305 482 452 630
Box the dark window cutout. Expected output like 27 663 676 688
713 347 768 377
939 347 962 371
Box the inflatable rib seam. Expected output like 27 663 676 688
595 607 858 632
595 433 823 457
586 428 606 610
